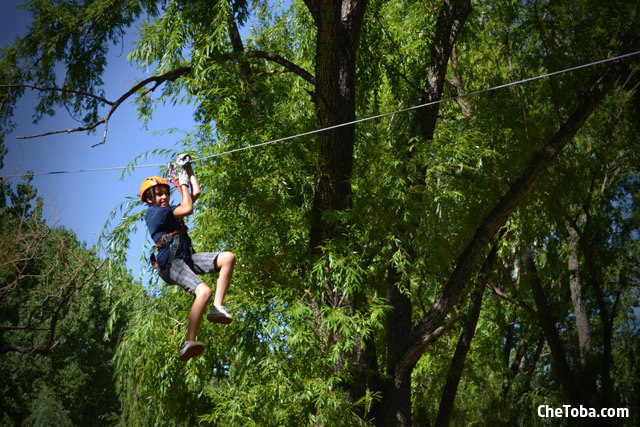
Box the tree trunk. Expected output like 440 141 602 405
523 248 584 408
435 242 498 427
378 1 472 424
567 227 592 368
578 227 613 408
308 0 366 253
305 0 369 407
506 337 544 426
418 0 472 140
378 263 414 427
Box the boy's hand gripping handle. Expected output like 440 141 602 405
176 153 194 186
176 153 192 171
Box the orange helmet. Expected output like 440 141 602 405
140 176 170 202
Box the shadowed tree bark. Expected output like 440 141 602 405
304 0 370 405
434 241 500 427
306 0 367 254
567 227 592 369
522 247 584 408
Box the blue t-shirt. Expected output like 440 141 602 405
145 204 193 267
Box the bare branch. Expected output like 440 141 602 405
485 282 537 316
13 65 192 146
245 50 316 86
15 118 108 141
445 45 471 117
1 83 113 106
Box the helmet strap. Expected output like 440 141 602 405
146 186 156 205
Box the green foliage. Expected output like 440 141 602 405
24 382 73 427
2 0 639 425
0 155 144 425
110 0 640 423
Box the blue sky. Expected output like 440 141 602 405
1 1 197 279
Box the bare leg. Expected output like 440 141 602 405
186 283 212 341
213 252 235 306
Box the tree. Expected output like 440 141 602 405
0 155 145 425
2 0 639 425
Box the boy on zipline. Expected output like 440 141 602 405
140 155 235 362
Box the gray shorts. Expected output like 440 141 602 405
158 252 221 295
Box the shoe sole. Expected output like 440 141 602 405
179 343 204 361
207 314 233 325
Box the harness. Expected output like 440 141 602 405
150 224 190 275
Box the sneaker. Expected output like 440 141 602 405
206 305 233 324
178 341 204 362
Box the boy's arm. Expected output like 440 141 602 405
173 170 193 218
189 172 201 202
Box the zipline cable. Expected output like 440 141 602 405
2 51 638 180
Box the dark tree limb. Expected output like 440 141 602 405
490 258 537 316
523 248 584 408
570 216 614 407
567 227 592 369
378 2 472 424
533 0 564 123
435 240 499 427
418 0 472 140
302 0 369 412
302 0 319 23
228 15 262 115
444 45 472 117
485 282 537 316
245 51 316 86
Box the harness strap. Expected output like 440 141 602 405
152 225 189 274
154 225 187 248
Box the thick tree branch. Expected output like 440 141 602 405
444 45 471 117
378 2 472 423
435 241 499 427
418 0 472 139
523 248 585 408
228 14 262 114
245 50 316 86
302 0 319 24
533 0 564 123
